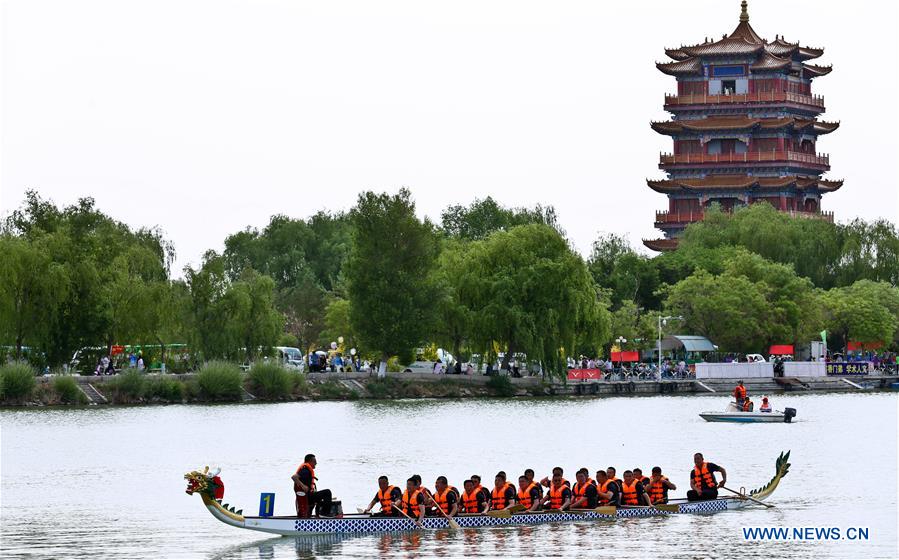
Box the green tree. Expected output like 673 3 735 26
319 297 354 350
822 280 899 350
222 269 283 361
609 301 656 352
441 196 561 241
345 189 440 370
431 239 478 363
588 233 661 309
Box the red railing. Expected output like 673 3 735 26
655 209 835 224
664 91 825 109
659 150 829 167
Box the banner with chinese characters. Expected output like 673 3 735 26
825 362 870 376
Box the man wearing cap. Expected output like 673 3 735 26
759 396 772 412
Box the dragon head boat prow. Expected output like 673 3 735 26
184 467 245 525
748 450 791 501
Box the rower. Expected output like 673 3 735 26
490 471 515 511
647 467 676 505
620 470 651 506
541 467 569 490
633 468 650 486
461 479 487 514
517 475 541 512
411 474 433 508
291 453 333 518
399 477 426 524
470 475 490 507
595 470 619 506
606 466 621 485
760 396 772 412
524 469 543 498
363 475 402 516
733 380 747 409
687 452 727 502
430 476 459 517
576 467 595 487
742 397 754 412
541 472 572 511
570 470 599 509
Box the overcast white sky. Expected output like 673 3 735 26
2 0 898 275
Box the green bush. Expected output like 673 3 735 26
145 377 186 402
197 361 243 401
365 377 407 399
52 375 87 404
248 362 294 400
486 374 515 397
316 379 358 400
293 373 310 396
0 362 37 402
103 370 147 403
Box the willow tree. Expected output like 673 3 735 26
456 224 611 377
345 189 439 372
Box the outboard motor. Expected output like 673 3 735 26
783 408 797 423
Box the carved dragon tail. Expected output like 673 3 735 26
749 451 791 501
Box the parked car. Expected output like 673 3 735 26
746 354 767 363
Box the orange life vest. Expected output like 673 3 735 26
377 485 396 513
648 477 668 504
462 489 482 513
734 385 746 399
598 480 616 505
742 400 753 411
295 462 316 491
620 480 639 505
692 462 716 490
572 481 592 501
402 489 421 517
491 483 513 509
517 482 537 508
548 484 567 509
432 487 454 512
638 476 650 485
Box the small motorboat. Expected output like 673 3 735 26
700 402 797 423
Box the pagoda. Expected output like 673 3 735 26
644 1 841 251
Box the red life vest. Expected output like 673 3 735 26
648 477 668 504
402 489 421 517
548 484 567 509
491 483 513 509
620 480 639 505
462 489 482 513
692 462 716 490
296 462 315 488
517 483 537 508
377 485 396 514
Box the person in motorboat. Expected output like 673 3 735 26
760 396 772 412
516 475 542 512
541 472 572 511
687 452 727 502
742 397 754 412
647 466 677 505
733 380 747 408
620 470 652 506
363 475 402 516
291 453 333 517
595 470 620 506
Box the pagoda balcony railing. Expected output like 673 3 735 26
659 150 829 167
655 209 834 224
664 91 825 109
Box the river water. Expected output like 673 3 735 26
1 392 897 559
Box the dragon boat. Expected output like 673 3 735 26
184 451 790 536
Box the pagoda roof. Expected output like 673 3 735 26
803 63 833 78
660 1 827 71
650 116 839 135
656 57 703 76
643 238 679 251
647 174 843 193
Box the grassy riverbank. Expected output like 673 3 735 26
0 361 546 406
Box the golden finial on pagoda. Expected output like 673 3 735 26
740 0 749 23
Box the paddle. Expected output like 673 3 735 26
722 486 774 508
653 504 680 513
421 488 461 530
389 501 425 527
486 509 512 519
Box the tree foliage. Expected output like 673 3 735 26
440 196 561 241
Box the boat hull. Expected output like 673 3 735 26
699 412 786 423
236 499 746 536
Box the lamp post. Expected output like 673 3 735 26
615 336 627 372
657 315 684 374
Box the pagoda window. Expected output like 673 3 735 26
721 80 737 95
707 139 747 154
675 140 702 154
804 198 818 212
678 81 707 95
752 138 779 152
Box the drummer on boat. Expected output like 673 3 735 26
291 453 333 517
687 452 727 502
363 475 402 516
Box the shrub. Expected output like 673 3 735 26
52 375 87 405
315 379 357 400
145 377 186 402
365 377 406 399
248 362 293 400
486 374 515 397
197 361 243 401
103 370 147 403
0 362 37 402
293 373 310 396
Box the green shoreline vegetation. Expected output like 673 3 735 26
1 189 898 395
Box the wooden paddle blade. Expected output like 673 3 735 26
594 506 617 515
486 509 512 519
508 504 526 513
448 518 461 529
544 508 562 514
654 504 680 513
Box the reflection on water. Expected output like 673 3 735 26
1 393 897 559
